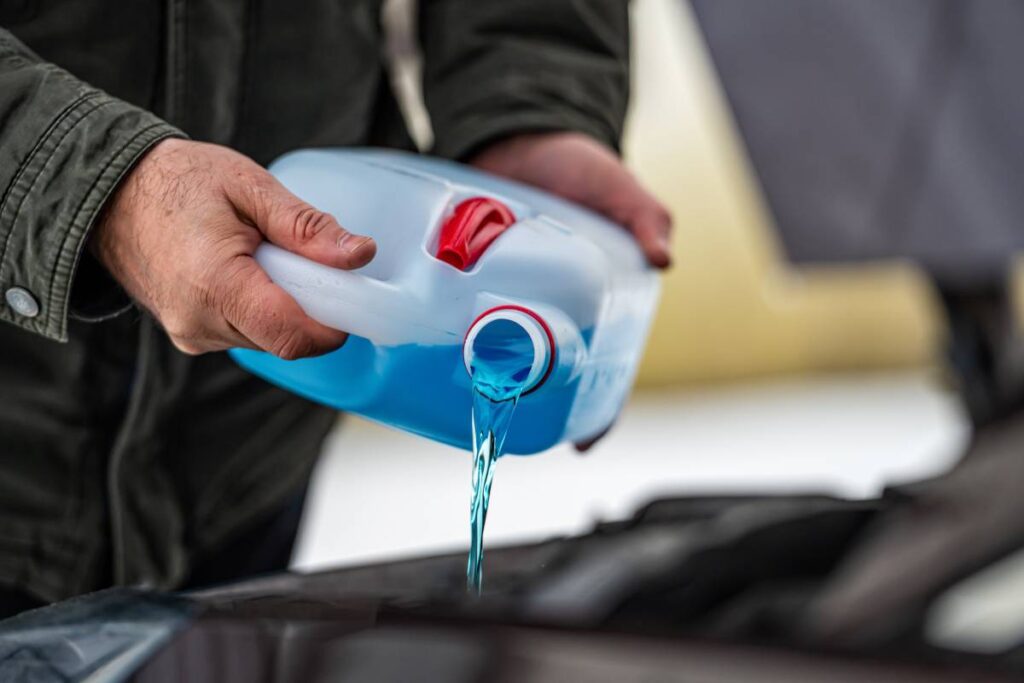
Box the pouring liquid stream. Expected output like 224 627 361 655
466 318 538 594
466 387 520 593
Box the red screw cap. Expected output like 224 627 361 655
435 197 516 271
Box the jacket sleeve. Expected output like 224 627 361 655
0 28 183 341
419 0 630 161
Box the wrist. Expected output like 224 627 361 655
90 137 188 257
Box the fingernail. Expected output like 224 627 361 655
338 233 373 254
657 238 672 268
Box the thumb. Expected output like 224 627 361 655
236 176 377 270
626 203 673 269
573 421 615 454
222 255 350 359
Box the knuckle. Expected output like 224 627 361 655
221 297 262 347
212 256 260 321
161 308 205 347
237 177 276 222
161 313 192 340
242 180 268 207
290 205 334 244
268 329 315 361
218 290 244 326
170 336 204 356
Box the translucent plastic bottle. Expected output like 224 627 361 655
229 149 660 455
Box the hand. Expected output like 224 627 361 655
92 138 376 359
470 131 673 268
471 132 673 451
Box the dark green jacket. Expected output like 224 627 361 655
0 1 629 602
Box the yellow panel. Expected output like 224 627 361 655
625 0 942 387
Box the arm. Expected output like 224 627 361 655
420 1 671 270
0 28 376 358
0 27 180 340
420 0 630 161
420 2 672 449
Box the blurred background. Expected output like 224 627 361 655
293 0 981 572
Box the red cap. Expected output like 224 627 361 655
435 197 516 271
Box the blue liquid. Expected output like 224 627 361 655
466 319 536 594
466 390 518 594
231 335 581 454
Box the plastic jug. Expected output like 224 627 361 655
229 149 660 454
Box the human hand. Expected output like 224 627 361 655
470 131 673 269
471 131 673 451
92 138 376 358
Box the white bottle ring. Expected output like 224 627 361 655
463 305 555 395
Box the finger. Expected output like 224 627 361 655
573 422 615 453
149 297 262 355
166 335 256 358
174 322 263 355
626 202 673 270
169 332 259 356
222 256 349 360
583 172 673 270
223 319 263 352
232 176 377 270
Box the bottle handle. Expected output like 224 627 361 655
255 243 455 346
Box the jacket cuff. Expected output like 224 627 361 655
68 251 133 323
431 108 622 163
0 93 181 341
420 1 630 162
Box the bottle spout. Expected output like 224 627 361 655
463 306 554 400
